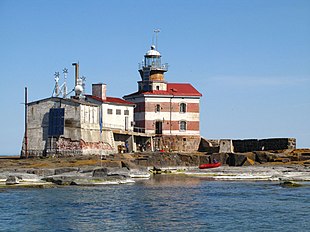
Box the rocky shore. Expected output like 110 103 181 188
1 149 310 188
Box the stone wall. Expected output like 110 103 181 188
232 138 296 153
199 138 297 154
44 137 114 157
161 135 201 152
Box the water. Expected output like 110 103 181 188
1 175 309 232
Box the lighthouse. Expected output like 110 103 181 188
124 37 202 152
138 45 168 92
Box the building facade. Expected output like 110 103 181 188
86 83 135 132
23 97 113 157
124 45 202 152
22 84 138 157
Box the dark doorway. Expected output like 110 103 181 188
155 121 162 135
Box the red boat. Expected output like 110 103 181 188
199 162 221 169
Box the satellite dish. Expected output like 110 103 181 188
75 84 83 96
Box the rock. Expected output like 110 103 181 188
92 167 130 177
227 153 247 166
54 167 79 175
43 174 132 186
254 151 275 163
198 155 210 165
280 181 303 188
243 157 255 166
6 176 20 185
210 153 229 165
26 169 55 177
99 160 123 168
43 176 75 185
121 160 139 170
282 158 291 163
129 169 151 178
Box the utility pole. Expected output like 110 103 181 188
24 87 28 158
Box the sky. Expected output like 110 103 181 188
0 0 309 155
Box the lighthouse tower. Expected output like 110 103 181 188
138 45 168 92
124 38 202 152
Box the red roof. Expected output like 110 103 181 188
86 95 135 106
124 83 202 98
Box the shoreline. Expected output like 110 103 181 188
1 150 310 188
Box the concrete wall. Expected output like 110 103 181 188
219 139 234 153
26 99 57 156
232 138 296 152
199 138 296 154
23 98 117 157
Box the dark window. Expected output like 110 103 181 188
180 121 186 131
48 108 65 137
116 109 121 115
180 103 186 113
124 110 129 115
156 86 160 90
155 121 163 134
156 104 161 112
107 109 113 114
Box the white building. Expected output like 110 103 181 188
22 73 148 157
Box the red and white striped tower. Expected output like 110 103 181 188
124 44 202 152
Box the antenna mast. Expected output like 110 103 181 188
154 28 160 50
53 72 60 97
62 68 68 98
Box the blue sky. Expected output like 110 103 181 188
0 0 309 155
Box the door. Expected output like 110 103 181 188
155 121 162 135
125 117 128 131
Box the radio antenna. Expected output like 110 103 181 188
154 28 160 50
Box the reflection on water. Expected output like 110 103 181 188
0 175 309 232
145 174 203 187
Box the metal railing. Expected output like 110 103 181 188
102 123 147 134
138 63 169 71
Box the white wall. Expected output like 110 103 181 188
101 103 134 131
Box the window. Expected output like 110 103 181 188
155 104 161 112
116 109 121 115
124 110 129 115
180 103 186 113
156 86 160 90
107 109 113 114
180 121 186 131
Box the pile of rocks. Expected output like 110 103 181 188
0 165 150 187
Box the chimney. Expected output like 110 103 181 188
72 63 79 87
92 83 107 100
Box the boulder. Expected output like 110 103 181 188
54 167 79 175
92 167 130 177
254 151 276 163
198 155 210 165
242 157 255 166
227 153 247 166
129 168 150 178
27 169 55 177
280 181 302 188
99 160 123 168
6 176 21 185
210 153 228 165
43 174 130 186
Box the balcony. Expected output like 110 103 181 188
138 63 168 71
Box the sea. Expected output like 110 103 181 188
0 175 309 232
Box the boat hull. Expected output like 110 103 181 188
199 162 221 169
